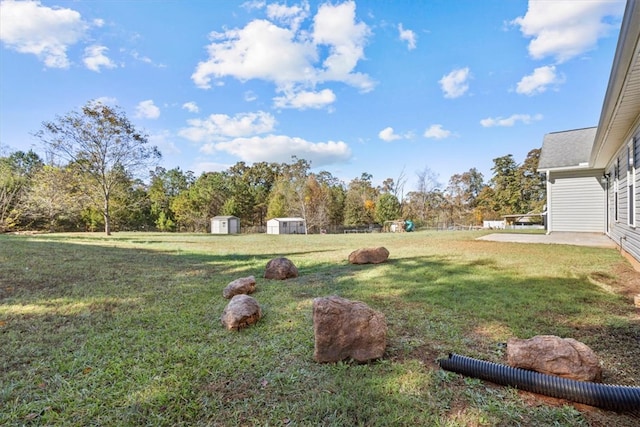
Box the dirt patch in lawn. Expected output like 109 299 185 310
590 262 640 301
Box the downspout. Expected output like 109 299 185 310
545 170 552 234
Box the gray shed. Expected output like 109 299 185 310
211 216 240 234
266 217 306 234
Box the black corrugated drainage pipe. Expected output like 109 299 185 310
438 353 640 412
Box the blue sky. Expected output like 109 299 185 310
0 0 627 191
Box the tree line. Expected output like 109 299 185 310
0 102 546 235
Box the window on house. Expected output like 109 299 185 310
628 140 636 226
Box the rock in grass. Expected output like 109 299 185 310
221 294 262 330
507 335 602 382
348 247 389 264
313 295 387 363
223 275 256 299
264 257 298 280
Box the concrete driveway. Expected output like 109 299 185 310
476 232 616 248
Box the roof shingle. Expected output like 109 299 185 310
538 127 597 170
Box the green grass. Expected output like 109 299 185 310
1 231 638 426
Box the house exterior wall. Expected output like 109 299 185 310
606 124 640 261
546 169 605 233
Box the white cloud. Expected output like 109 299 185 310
398 23 417 50
131 51 152 64
192 19 317 89
149 130 180 156
313 1 373 90
182 102 199 113
378 127 402 142
83 45 116 72
480 113 543 127
129 50 165 68
191 0 374 107
135 100 161 119
244 91 258 102
92 96 117 106
512 0 624 63
241 1 266 12
439 67 471 99
516 65 565 95
0 0 88 68
203 134 352 167
273 88 336 109
423 124 451 139
179 111 276 142
266 1 309 31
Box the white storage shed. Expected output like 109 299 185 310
211 216 240 234
266 217 306 234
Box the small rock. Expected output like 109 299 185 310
223 275 256 299
313 295 387 363
348 247 389 264
221 294 262 330
507 335 602 382
264 257 298 280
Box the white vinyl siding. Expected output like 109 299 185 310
608 129 640 262
548 170 605 232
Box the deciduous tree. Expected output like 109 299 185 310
22 165 83 231
149 167 194 231
0 150 43 231
36 101 160 235
344 173 378 226
375 193 401 224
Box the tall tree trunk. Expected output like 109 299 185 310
104 198 111 235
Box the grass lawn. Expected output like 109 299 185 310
1 230 639 426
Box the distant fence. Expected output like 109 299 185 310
239 223 493 234
241 225 266 234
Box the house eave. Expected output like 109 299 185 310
538 165 598 174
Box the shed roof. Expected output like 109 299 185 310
538 127 597 171
268 217 305 222
212 215 239 220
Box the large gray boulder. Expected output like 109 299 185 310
264 257 298 280
221 294 262 331
348 247 389 264
313 295 387 363
507 335 602 382
223 275 256 299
